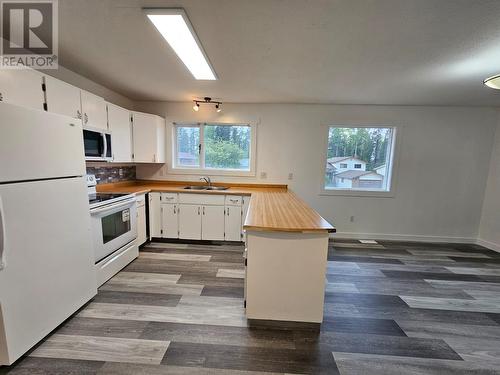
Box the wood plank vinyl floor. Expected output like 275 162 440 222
3 239 500 374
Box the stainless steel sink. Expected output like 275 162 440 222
205 186 229 190
183 185 229 191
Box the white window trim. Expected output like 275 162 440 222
319 124 400 198
171 122 257 177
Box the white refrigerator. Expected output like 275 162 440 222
0 102 97 365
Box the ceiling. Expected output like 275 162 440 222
57 0 500 106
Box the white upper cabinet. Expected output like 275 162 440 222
43 75 82 120
81 90 108 130
131 111 165 163
107 103 132 162
0 69 44 110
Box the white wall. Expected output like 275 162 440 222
134 102 497 242
479 116 500 250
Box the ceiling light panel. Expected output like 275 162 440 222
145 8 217 80
484 74 500 89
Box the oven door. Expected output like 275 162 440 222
90 198 137 263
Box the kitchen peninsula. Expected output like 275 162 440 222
97 180 335 324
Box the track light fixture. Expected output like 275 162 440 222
192 97 222 112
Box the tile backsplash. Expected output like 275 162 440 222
86 165 136 185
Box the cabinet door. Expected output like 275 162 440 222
81 90 108 130
131 111 157 163
225 205 242 242
149 193 162 238
202 205 225 241
155 116 166 163
43 75 82 120
107 103 132 162
242 196 250 237
137 204 147 245
178 204 201 240
0 69 44 110
162 204 179 238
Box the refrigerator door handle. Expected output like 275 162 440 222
0 194 5 271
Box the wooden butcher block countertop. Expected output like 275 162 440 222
97 180 335 233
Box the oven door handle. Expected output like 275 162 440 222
90 199 134 215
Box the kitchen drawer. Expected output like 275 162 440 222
178 193 225 205
225 195 242 206
161 192 178 203
136 194 146 207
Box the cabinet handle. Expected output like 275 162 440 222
0 93 3 101
198 206 200 215
153 154 156 162
203 206 205 215
174 205 176 214
84 113 88 124
76 109 82 119
227 208 230 216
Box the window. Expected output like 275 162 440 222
324 126 395 193
174 123 255 174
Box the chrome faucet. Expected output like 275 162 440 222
200 176 211 187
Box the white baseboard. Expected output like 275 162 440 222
476 238 500 252
331 231 477 244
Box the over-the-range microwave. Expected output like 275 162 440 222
83 128 112 161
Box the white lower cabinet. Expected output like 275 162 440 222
202 205 225 240
162 203 179 238
242 196 250 236
178 204 202 240
149 193 162 238
148 192 246 242
225 205 242 241
136 194 147 246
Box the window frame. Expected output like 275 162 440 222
172 122 257 176
320 124 399 198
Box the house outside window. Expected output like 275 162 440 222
324 126 396 194
173 123 256 176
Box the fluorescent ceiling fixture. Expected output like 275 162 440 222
484 74 500 89
145 8 217 80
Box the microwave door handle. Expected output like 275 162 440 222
102 133 107 159
0 194 5 271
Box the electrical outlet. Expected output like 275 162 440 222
350 216 355 222
260 172 267 179
288 173 293 180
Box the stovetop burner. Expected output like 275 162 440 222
88 192 129 205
